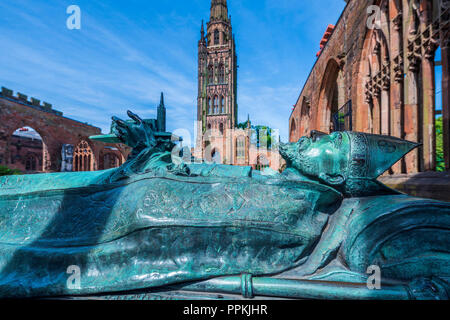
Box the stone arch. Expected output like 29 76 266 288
3 124 51 173
290 118 297 141
316 58 345 132
356 54 374 133
356 22 391 135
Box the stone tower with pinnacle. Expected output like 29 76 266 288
196 0 238 161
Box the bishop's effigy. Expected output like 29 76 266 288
0 111 449 300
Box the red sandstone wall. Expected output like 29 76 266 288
0 96 129 172
289 0 449 174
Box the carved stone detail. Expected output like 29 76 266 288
393 11 403 31
393 53 404 82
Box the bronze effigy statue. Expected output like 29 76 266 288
0 111 449 300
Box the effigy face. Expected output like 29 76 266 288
280 131 350 185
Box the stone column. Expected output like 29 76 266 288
42 142 51 172
373 93 382 135
46 143 61 172
390 4 404 173
403 0 421 174
381 76 391 135
420 0 436 171
421 54 436 171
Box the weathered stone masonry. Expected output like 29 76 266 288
290 0 449 174
0 88 127 172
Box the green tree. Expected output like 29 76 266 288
436 116 445 172
0 165 22 176
237 121 250 129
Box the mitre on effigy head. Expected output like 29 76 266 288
342 132 420 197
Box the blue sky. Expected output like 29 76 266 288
0 0 347 144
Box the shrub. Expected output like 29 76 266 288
0 165 22 176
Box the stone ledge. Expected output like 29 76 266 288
379 171 450 202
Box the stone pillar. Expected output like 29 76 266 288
381 82 391 135
373 94 382 135
404 0 421 174
42 142 51 172
404 70 421 173
390 3 404 173
46 144 61 172
421 57 436 171
420 0 436 171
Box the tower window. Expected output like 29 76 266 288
208 97 212 114
218 64 225 83
208 65 214 84
214 29 220 45
214 96 219 113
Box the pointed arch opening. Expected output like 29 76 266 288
5 126 47 174
73 140 95 172
317 59 345 133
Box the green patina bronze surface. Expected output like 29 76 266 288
0 111 449 300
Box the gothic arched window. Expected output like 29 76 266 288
214 29 220 45
208 97 212 114
74 140 94 172
290 119 297 140
218 64 225 83
221 96 225 113
208 65 214 84
214 96 219 114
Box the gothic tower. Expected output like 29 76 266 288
196 0 238 160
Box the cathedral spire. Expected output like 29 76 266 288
200 19 206 45
210 0 228 21
157 92 166 132
160 92 164 106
